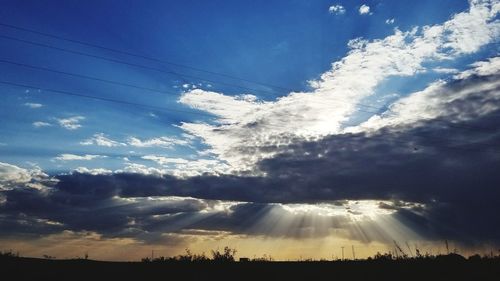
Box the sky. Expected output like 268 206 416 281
0 0 499 261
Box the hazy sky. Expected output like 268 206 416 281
0 0 499 260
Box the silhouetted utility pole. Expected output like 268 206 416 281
352 245 356 260
341 246 345 260
152 250 154 260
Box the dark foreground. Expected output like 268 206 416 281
2 256 500 281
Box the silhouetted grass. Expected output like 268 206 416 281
2 248 500 280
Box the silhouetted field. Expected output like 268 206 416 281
2 252 500 281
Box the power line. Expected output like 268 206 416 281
0 57 389 117
0 79 381 133
0 25 499 170
0 59 385 128
1 33 496 133
0 58 380 116
0 34 281 98
0 57 496 141
0 80 216 118
0 57 393 121
0 33 388 111
0 21 291 92
1 74 498 149
6 20 495 134
0 58 181 97
1 56 496 134
0 32 496 135
0 78 368 133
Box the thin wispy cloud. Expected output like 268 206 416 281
432 67 459 74
24 102 43 109
178 0 500 172
1 0 499 261
127 136 190 148
328 4 346 15
359 4 371 15
80 133 126 147
32 121 51 128
54 154 107 161
142 155 189 165
57 116 85 130
73 166 113 175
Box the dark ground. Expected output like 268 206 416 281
2 255 500 281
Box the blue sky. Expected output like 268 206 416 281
0 0 480 173
0 0 500 260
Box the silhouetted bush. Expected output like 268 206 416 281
372 252 393 261
211 246 236 262
0 250 19 259
468 254 482 261
142 248 210 263
133 247 500 263
251 254 274 262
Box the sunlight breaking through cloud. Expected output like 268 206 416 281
281 201 395 219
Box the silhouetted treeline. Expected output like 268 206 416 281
3 247 500 263
139 246 500 263
141 247 274 263
2 248 500 281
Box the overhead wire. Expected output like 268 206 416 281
0 57 497 133
1 30 497 133
0 21 292 92
0 33 387 111
2 78 500 155
0 25 498 153
0 34 283 99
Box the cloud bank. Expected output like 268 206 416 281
177 0 499 172
1 0 499 253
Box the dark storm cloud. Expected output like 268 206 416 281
0 73 499 244
0 182 211 241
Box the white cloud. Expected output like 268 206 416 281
33 121 51 128
169 159 231 177
24 102 43 109
57 116 85 130
385 18 395 24
80 133 126 147
346 56 500 133
73 167 113 175
142 155 189 165
135 156 230 177
442 0 500 55
67 158 230 178
176 0 500 173
454 56 500 79
80 134 189 149
328 4 346 15
116 163 167 176
359 4 370 15
432 67 459 74
127 136 190 148
54 154 107 161
0 162 52 191
0 162 32 190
